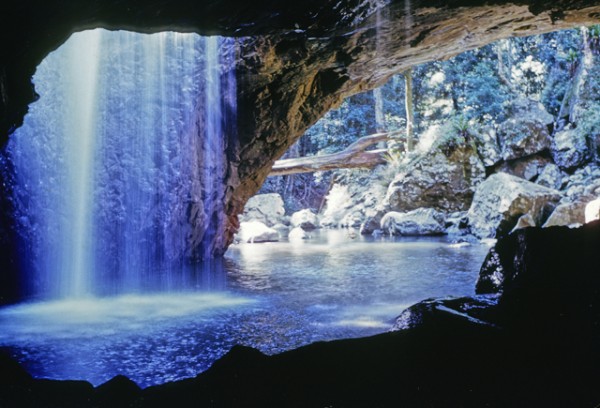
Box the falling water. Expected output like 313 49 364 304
1 30 236 300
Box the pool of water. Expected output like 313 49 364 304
0 230 492 388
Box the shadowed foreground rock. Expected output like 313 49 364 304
2 222 600 407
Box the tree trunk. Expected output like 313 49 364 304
269 132 399 176
373 87 386 149
496 39 514 90
374 87 385 133
404 68 415 152
558 26 593 127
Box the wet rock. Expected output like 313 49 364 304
236 221 279 243
467 172 562 238
381 208 446 236
392 296 498 331
551 128 591 170
360 209 386 236
239 193 286 227
290 209 319 231
445 211 469 235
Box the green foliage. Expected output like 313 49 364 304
590 25 600 54
452 115 470 137
262 27 600 211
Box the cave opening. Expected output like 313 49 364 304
0 27 493 388
0 2 600 401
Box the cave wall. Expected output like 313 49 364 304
2 0 600 257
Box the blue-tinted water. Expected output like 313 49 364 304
0 231 491 387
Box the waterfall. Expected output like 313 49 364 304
1 30 236 300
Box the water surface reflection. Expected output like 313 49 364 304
0 230 491 387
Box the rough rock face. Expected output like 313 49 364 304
467 172 561 238
385 139 486 213
542 201 587 227
381 208 446 236
497 99 554 161
551 128 592 170
3 1 600 259
536 163 564 190
320 172 387 229
560 165 600 203
495 154 552 181
290 209 319 230
239 193 286 226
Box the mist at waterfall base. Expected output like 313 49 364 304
0 29 490 388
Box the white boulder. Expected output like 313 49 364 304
236 221 279 243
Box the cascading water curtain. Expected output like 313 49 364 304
0 30 237 300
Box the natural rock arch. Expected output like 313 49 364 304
2 0 600 257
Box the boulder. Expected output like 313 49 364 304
392 296 498 331
290 209 319 231
497 99 553 161
288 226 310 241
360 209 386 236
535 163 564 190
271 223 290 235
477 128 502 168
240 193 286 226
495 154 552 181
319 172 388 229
551 128 591 170
340 211 363 228
385 129 486 213
236 221 279 243
511 213 536 232
561 165 600 204
542 201 587 228
585 198 600 223
380 208 446 236
476 221 600 338
467 172 562 238
444 211 469 235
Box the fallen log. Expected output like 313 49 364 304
269 131 402 177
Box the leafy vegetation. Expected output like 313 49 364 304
261 27 600 213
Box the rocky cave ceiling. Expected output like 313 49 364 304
2 0 600 247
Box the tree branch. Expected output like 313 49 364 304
269 131 402 177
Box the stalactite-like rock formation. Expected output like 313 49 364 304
2 0 600 256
